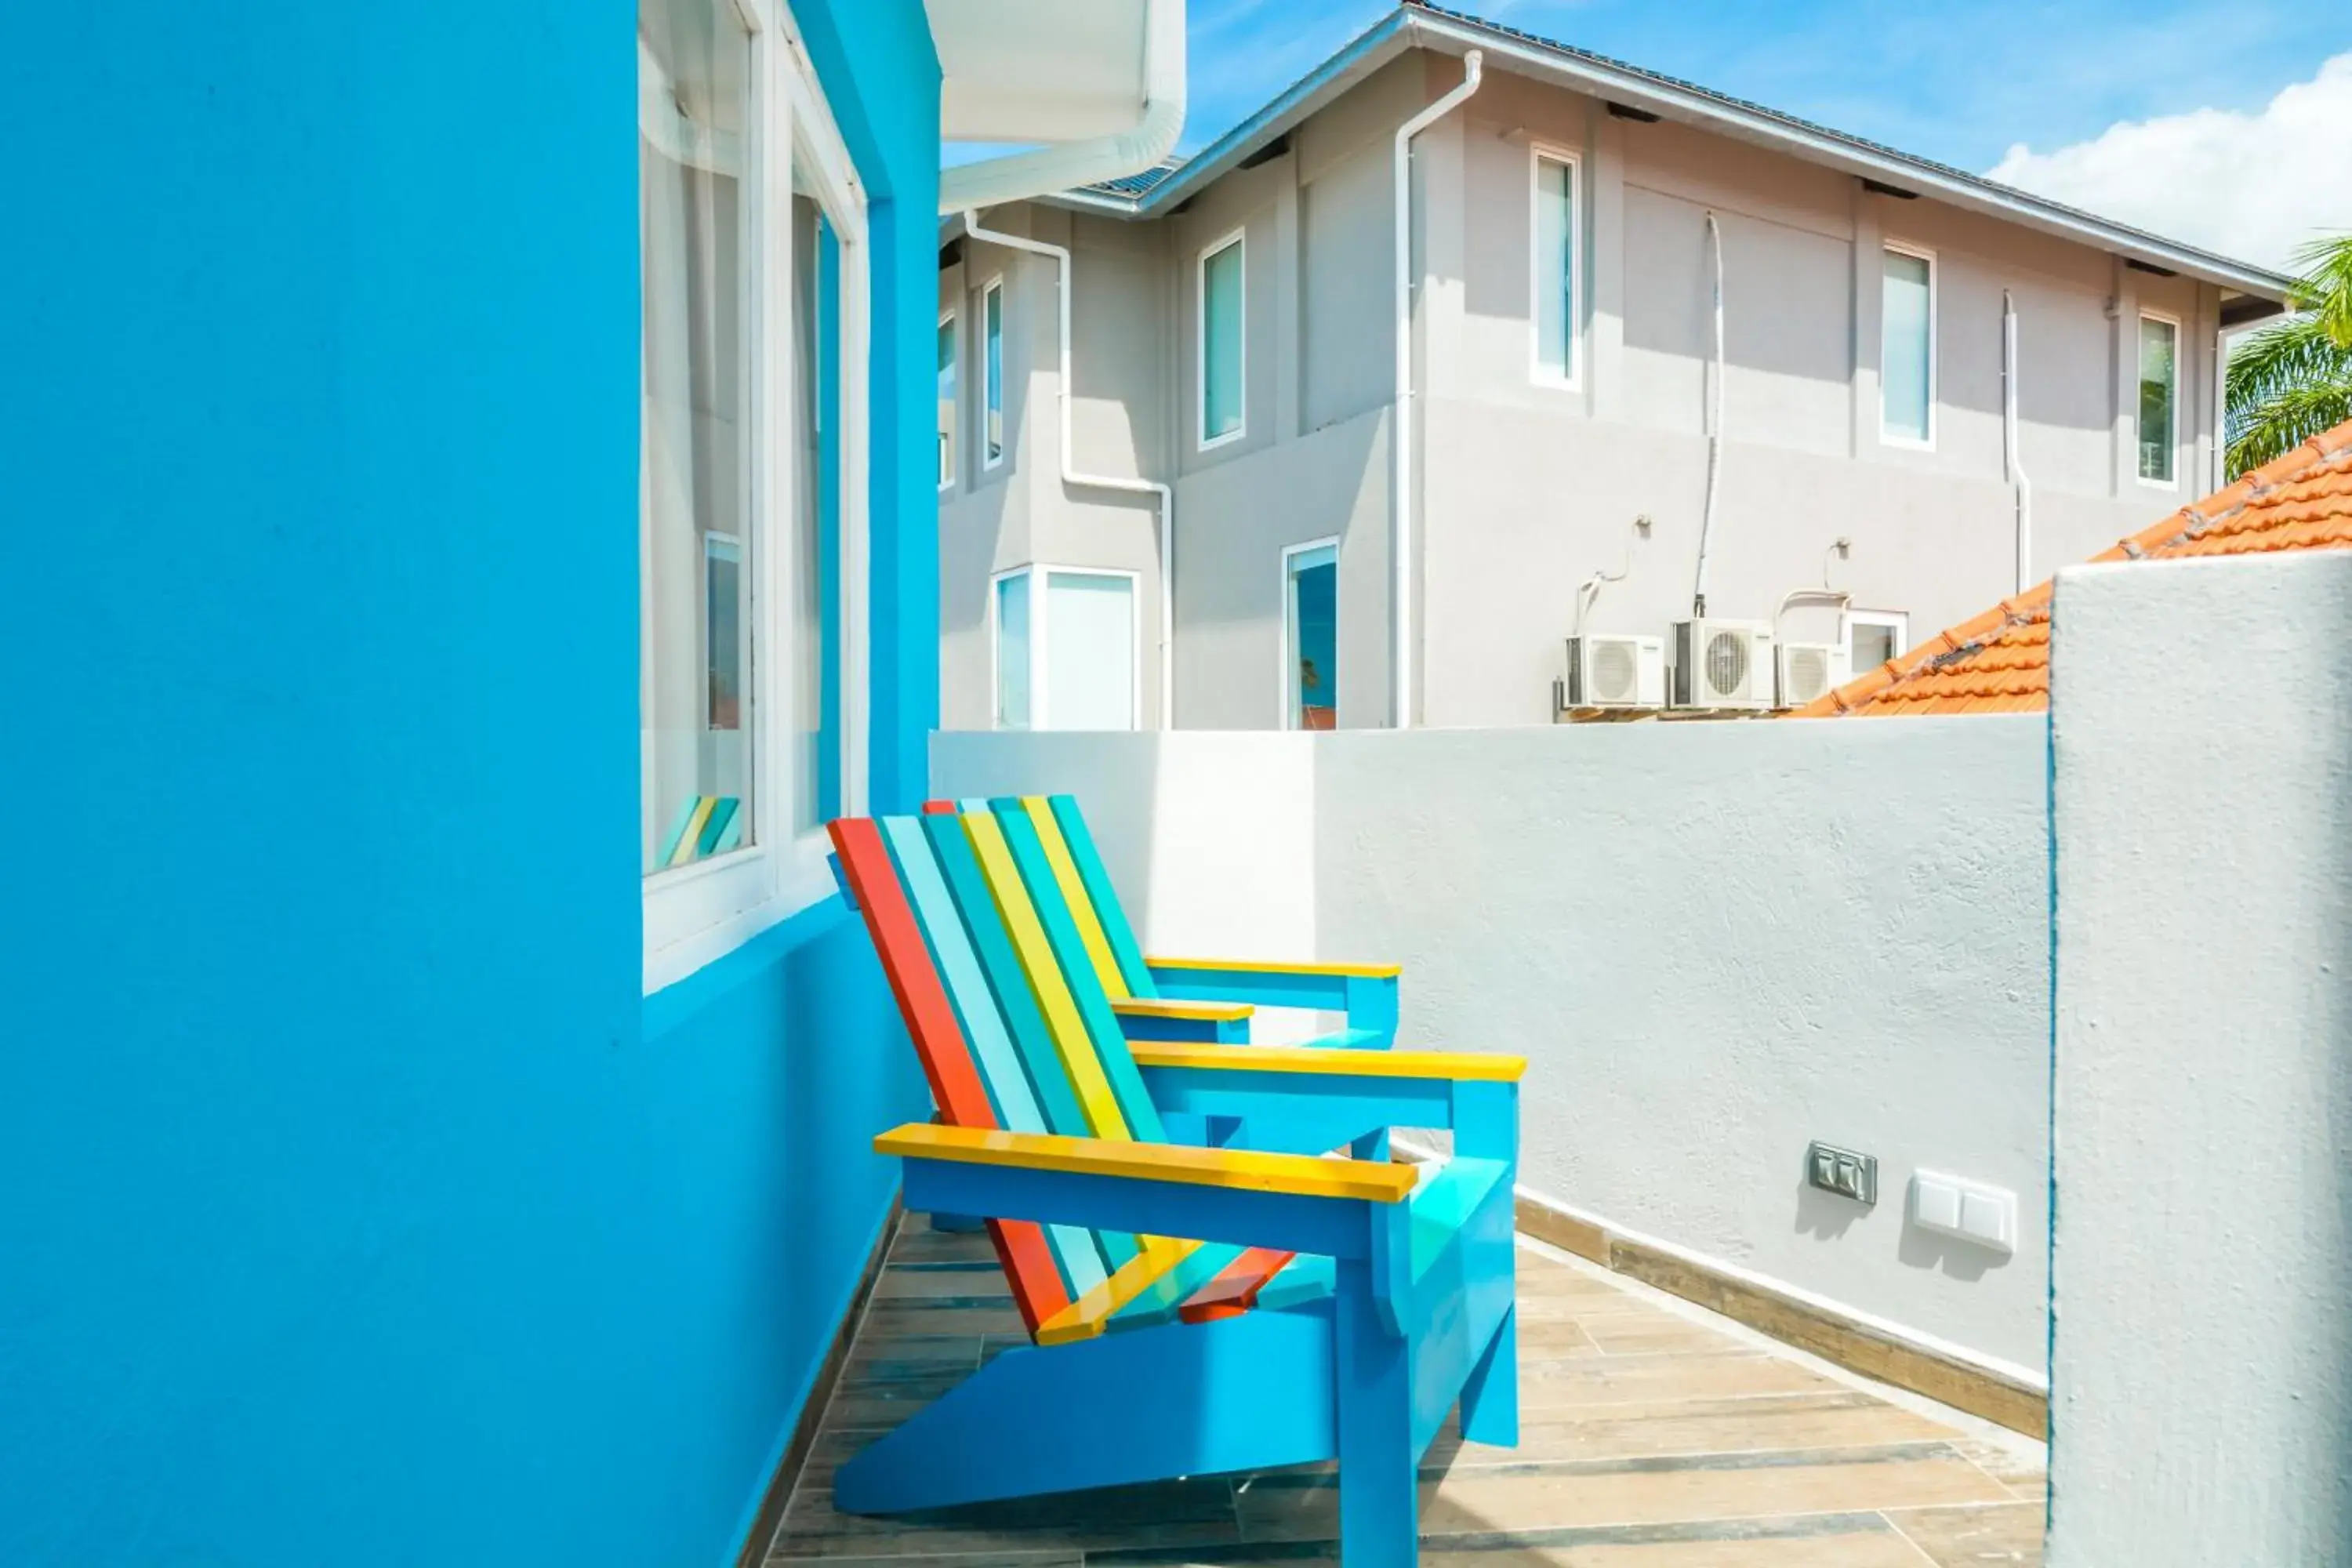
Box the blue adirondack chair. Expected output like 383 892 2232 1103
826 804 1523 1568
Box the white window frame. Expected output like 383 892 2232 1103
642 0 872 993
1878 240 1937 451
1843 608 1910 671
937 307 958 491
981 276 1005 470
1196 229 1247 451
2136 308 2182 489
990 563 1145 732
1277 536 1342 729
1526 144 1582 391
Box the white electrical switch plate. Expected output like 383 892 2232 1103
1909 1171 2016 1255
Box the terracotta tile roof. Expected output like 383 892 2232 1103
1794 418 2352 717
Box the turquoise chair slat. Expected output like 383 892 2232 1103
1047 793 1156 996
989 802 1166 1145
883 816 1111 1298
1105 1240 1250 1333
920 811 1142 1272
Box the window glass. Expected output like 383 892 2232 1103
1044 572 1137 731
984 283 1004 465
1201 238 1244 443
994 572 1030 729
641 0 753 873
1881 249 1933 444
937 314 956 486
1534 156 1576 380
1849 615 1904 673
2138 315 2177 484
1286 544 1338 729
788 184 839 833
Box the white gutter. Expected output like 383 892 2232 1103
2002 290 2033 595
962 209 1177 729
1690 211 1726 617
938 0 1186 216
1390 49 1483 728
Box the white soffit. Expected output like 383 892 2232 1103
929 0 1152 143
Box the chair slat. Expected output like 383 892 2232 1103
826 818 1073 1335
883 817 1112 1298
1046 794 1157 996
1015 797 1129 1000
1176 1246 1300 1323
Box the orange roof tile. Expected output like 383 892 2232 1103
1794 419 2352 717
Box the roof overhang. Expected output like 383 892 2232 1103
1040 3 2292 306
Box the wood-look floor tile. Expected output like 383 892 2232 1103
1432 1392 1953 1468
1519 1350 1838 1410
1091 1510 1935 1566
1234 1445 2010 1542
772 1475 1240 1559
1885 1501 2045 1565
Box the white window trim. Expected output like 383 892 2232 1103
937 307 958 492
981 276 1005 470
991 563 1145 732
643 0 872 994
1844 608 1911 669
1277 535 1341 729
1526 143 1582 391
2136 308 2182 490
1878 240 1937 451
1196 229 1247 451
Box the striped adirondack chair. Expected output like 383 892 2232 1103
924 794 1403 1054
826 803 1523 1568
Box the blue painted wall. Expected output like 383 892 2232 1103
0 4 938 1564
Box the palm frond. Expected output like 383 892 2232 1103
2224 230 2352 477
2284 232 2352 347
2226 317 2352 409
2226 380 2352 476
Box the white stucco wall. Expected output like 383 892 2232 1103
2047 551 2352 1564
935 716 2053 1374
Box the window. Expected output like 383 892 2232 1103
1880 244 1935 446
1283 539 1339 730
1846 610 1909 674
982 278 1004 467
937 310 957 488
992 566 1140 731
1199 232 1245 447
1530 150 1579 385
2137 312 2178 485
640 0 869 990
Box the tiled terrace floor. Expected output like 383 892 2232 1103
768 1221 2045 1566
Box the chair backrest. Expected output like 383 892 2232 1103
829 803 1172 1338
924 794 1157 1001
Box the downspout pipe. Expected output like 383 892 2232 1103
1390 49 1483 728
1690 211 1726 618
964 209 1177 729
2003 289 2034 595
938 0 1186 214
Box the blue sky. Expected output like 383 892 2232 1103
1178 0 2325 175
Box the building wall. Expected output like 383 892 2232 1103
934 719 2055 1376
0 5 938 1566
2048 551 2352 1564
941 48 2236 733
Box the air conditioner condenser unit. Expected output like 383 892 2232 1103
1564 633 1666 710
1670 619 1775 710
1775 641 1853 709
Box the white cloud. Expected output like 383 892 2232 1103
1986 53 2352 274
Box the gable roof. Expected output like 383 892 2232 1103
1793 419 2352 718
1047 1 2290 307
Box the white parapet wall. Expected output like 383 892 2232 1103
936 712 2053 1378
2048 551 2352 1563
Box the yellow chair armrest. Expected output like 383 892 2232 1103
873 1123 1416 1203
1148 955 1401 980
1130 1042 1525 1083
1109 997 1254 1023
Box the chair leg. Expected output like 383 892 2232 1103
1334 1261 1418 1568
1458 1305 1519 1447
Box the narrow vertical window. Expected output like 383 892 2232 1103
1532 152 1578 383
1880 245 1934 446
1284 541 1339 730
937 310 957 488
993 571 1030 729
1200 233 1245 446
787 183 838 833
1044 571 1138 731
641 0 755 872
983 280 1004 466
2137 314 2178 485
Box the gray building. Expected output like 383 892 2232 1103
935 1 2290 731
